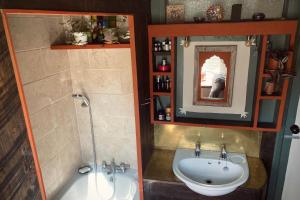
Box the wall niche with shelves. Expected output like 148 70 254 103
148 20 298 132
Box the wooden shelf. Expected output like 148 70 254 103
153 120 173 125
153 92 171 96
152 51 171 56
153 72 171 76
50 43 130 50
262 73 272 78
259 95 282 100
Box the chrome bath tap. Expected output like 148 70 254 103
195 141 201 157
102 159 130 174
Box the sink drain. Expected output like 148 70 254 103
205 179 212 184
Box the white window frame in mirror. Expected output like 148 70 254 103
182 41 251 116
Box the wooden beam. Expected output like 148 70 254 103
148 20 298 37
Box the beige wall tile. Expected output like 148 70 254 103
30 106 56 141
23 71 72 115
69 48 137 168
16 49 45 84
68 49 90 69
10 15 82 199
40 155 59 198
95 135 138 169
42 49 69 76
91 94 134 118
71 69 123 94
44 16 65 44
8 16 49 51
89 49 132 69
36 129 58 165
93 115 136 138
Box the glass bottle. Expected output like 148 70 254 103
165 107 171 121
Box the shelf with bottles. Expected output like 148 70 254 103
153 96 172 122
153 75 171 93
152 38 172 53
152 54 172 73
51 15 130 49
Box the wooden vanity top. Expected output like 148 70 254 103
144 149 267 190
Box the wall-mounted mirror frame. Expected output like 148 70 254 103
193 45 236 107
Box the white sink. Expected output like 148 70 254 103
172 148 249 196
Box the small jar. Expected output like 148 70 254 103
165 107 171 121
264 81 275 95
154 43 158 52
157 109 166 121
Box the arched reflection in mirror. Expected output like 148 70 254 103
193 45 236 107
200 55 227 99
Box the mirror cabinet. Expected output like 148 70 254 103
148 20 297 132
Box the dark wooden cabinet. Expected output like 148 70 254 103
0 14 42 200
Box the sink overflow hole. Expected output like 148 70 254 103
205 180 212 184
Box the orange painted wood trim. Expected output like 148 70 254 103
2 9 128 17
148 20 298 37
276 51 295 131
50 43 130 50
1 10 47 200
2 9 144 200
149 34 155 124
253 35 268 128
259 96 282 100
128 16 144 200
170 36 175 122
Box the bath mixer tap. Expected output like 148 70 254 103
119 162 130 173
220 144 227 160
195 141 201 157
101 159 130 174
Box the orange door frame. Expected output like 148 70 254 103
1 9 144 200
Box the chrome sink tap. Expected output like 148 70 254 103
220 144 227 160
195 141 201 157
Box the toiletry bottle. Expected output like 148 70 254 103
155 76 161 92
165 107 171 121
161 76 165 91
158 42 162 52
158 58 170 72
162 41 166 51
154 43 158 52
91 16 98 43
165 38 170 51
165 76 171 92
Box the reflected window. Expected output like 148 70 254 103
201 55 227 99
193 45 237 107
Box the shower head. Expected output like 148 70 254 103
72 93 90 107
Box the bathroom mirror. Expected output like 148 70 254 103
193 46 236 107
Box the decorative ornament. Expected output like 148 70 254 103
240 112 248 119
179 108 187 115
206 4 224 21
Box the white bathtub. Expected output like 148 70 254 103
55 169 139 200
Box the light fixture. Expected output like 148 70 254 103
180 36 190 47
245 35 256 47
